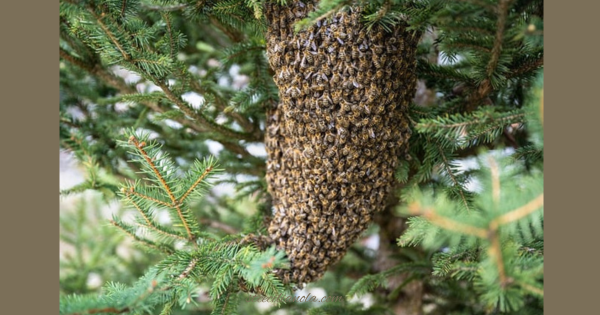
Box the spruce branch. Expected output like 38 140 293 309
490 193 544 229
178 258 199 280
88 7 131 61
59 48 93 72
489 155 501 207
141 3 187 12
210 16 246 43
161 12 176 61
506 54 543 79
200 219 239 234
66 306 130 315
120 0 127 17
154 80 258 142
128 190 173 208
123 192 189 242
488 226 508 286
128 135 193 239
188 79 259 137
109 218 171 254
436 143 471 211
468 0 513 110
515 280 543 297
61 4 260 160
407 202 487 238
179 165 215 204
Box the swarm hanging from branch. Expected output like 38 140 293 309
261 0 421 285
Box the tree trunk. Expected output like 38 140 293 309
263 1 421 286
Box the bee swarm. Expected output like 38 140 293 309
262 1 420 285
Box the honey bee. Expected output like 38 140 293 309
358 132 371 143
372 44 383 55
329 72 343 86
350 183 357 194
336 185 347 199
347 65 357 76
373 56 382 69
369 83 381 97
311 83 326 91
313 233 322 247
358 42 369 52
367 128 376 139
308 221 317 233
359 117 369 127
342 80 353 90
357 170 367 179
338 143 351 156
321 132 334 144
300 55 309 69
317 52 329 64
321 196 331 208
279 67 291 80
282 273 291 284
382 80 392 93
286 87 301 98
352 88 361 101
322 169 333 182
365 148 374 157
374 104 386 114
379 55 388 67
320 92 332 106
315 120 326 132
327 188 338 199
376 189 386 204
297 221 307 233
317 251 325 262
323 158 333 169
285 7 297 19
292 269 300 281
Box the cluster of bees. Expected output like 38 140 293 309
260 1 421 285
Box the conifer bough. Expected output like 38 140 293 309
262 1 421 285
